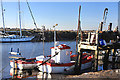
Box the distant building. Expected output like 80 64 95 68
118 1 120 31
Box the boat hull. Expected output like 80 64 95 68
37 61 92 73
10 59 37 70
18 63 37 70
0 36 34 43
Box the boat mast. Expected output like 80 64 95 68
18 0 22 37
1 0 5 34
41 26 45 56
53 24 58 48
76 5 81 52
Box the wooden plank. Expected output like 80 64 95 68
80 45 97 50
80 41 90 44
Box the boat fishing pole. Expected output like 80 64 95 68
38 52 59 66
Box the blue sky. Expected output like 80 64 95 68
0 2 118 30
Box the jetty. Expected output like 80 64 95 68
74 7 120 74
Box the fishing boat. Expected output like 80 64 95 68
10 57 38 70
0 0 34 42
36 44 93 73
9 48 38 70
36 5 93 73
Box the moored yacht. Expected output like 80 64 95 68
0 0 34 42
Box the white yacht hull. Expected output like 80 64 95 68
0 36 34 42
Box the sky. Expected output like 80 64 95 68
0 1 118 30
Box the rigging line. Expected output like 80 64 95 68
66 38 76 45
0 63 9 73
55 32 62 41
26 0 38 30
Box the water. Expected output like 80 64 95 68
0 41 76 79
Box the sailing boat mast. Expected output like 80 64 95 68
18 0 22 37
1 0 5 34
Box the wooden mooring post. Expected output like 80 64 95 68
112 49 117 69
103 49 110 70
74 50 83 74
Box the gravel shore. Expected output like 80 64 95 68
66 69 120 79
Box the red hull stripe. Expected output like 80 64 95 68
82 59 92 64
36 61 75 67
37 59 92 67
10 60 37 64
50 44 71 50
82 55 88 59
17 61 37 64
70 55 77 58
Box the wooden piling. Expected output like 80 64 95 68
95 50 99 71
103 49 110 70
108 23 112 31
74 49 84 74
98 22 103 31
74 52 80 74
78 49 83 74
112 49 116 69
95 30 99 71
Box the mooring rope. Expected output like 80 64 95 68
0 63 9 73
66 38 76 46
26 0 38 30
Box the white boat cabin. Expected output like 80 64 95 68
50 44 71 63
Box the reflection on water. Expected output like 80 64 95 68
9 68 67 79
37 72 51 79
10 68 39 79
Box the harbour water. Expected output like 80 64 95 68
0 41 76 79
